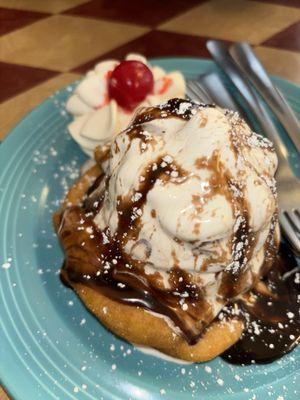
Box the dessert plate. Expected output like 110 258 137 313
0 58 299 400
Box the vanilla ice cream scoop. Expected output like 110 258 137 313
66 54 185 156
59 98 279 341
92 99 278 322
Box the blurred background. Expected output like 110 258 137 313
0 0 300 398
0 0 300 143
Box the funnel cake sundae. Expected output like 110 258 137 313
54 98 300 363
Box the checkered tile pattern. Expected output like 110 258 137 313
0 0 299 397
0 0 300 142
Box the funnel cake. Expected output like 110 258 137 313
55 99 282 362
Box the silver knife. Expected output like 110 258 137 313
230 42 300 154
206 39 289 163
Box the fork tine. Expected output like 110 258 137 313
186 81 199 103
286 211 300 236
186 80 203 102
186 80 212 103
294 209 300 221
280 212 300 255
191 81 212 103
291 210 300 233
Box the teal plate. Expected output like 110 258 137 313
1 58 300 400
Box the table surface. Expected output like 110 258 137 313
1 0 300 398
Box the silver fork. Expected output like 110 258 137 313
206 40 300 255
187 74 300 255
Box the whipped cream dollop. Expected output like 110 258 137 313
93 99 279 319
66 54 185 156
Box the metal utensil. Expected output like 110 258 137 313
187 72 240 112
230 42 300 154
206 40 289 161
188 57 300 254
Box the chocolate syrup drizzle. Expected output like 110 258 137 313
57 99 300 362
222 243 300 364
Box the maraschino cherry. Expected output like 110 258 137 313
108 60 154 111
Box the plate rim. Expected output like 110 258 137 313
1 56 299 400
